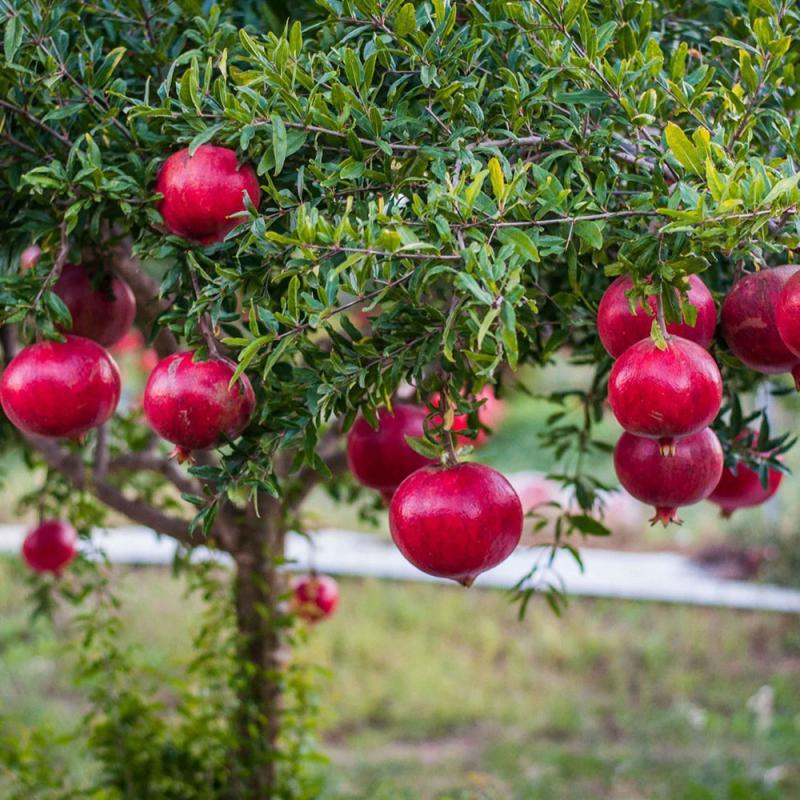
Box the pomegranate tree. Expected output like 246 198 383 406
389 462 523 586
0 336 120 439
607 336 723 451
2 1 799 795
291 574 340 623
155 145 261 244
598 275 716 358
614 429 724 525
22 520 78 574
143 351 256 459
53 263 136 347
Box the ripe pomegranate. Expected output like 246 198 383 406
291 574 339 623
614 428 723 526
347 404 435 497
53 263 136 348
721 266 800 373
22 520 78 574
389 462 523 586
143 351 255 459
155 145 261 244
20 244 41 271
1 336 121 439
598 275 716 358
429 386 505 446
775 269 800 362
608 336 722 452
707 433 783 517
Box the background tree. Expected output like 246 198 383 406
1 0 799 797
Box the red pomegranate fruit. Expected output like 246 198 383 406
143 351 255 459
389 462 523 586
22 520 78 574
707 433 783 517
155 145 261 244
53 263 136 348
0 336 121 439
291 574 339 623
608 336 722 452
775 269 800 363
614 428 724 526
347 404 435 497
429 386 505 446
721 266 800 373
598 275 716 358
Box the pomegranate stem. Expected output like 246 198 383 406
656 291 670 341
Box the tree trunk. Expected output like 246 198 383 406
232 500 288 799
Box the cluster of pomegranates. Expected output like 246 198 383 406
600 270 790 524
347 392 522 586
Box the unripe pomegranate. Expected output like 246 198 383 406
721 266 800 373
53 264 136 348
389 462 523 586
707 433 783 517
22 520 78 574
155 145 261 244
143 352 255 459
20 244 41 271
291 574 339 623
598 275 716 358
429 386 505 446
608 336 722 451
775 269 800 362
0 336 121 439
347 405 435 497
614 428 723 526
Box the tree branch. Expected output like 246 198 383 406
107 452 202 497
22 432 200 545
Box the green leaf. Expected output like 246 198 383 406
271 114 287 176
575 220 603 250
665 122 703 176
497 228 540 264
568 514 610 537
404 435 440 459
650 318 668 351
4 15 22 64
394 3 417 37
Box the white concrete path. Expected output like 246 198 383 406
1 524 799 613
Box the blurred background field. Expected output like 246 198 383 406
1 361 799 798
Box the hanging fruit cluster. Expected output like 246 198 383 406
600 270 795 525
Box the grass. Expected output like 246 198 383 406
1 559 798 799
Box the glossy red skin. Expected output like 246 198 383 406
429 387 505 447
721 266 800 373
775 269 800 360
614 429 723 526
708 461 782 517
143 352 256 453
608 336 722 445
22 520 78 574
291 575 339 623
389 462 523 586
598 275 716 358
0 336 121 438
155 145 261 244
347 405 435 495
54 264 136 348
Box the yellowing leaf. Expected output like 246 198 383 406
665 122 702 176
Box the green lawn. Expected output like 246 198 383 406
1 560 797 799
